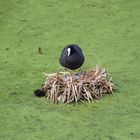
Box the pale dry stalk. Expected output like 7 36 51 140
41 66 116 103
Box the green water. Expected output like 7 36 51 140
0 0 140 139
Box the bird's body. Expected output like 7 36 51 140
60 44 84 70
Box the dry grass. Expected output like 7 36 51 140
41 66 116 104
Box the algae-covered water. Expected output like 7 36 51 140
0 0 140 139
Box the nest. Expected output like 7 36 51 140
41 66 115 104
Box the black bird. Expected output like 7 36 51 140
60 44 84 70
34 89 46 97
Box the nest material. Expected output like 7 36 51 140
41 66 115 104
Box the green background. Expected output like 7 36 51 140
0 0 140 139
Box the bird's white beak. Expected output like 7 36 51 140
67 48 71 56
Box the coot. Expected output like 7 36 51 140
34 89 46 97
60 44 84 70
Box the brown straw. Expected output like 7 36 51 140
41 66 115 104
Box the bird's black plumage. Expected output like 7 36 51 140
34 89 46 97
60 44 84 70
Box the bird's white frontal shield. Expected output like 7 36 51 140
67 48 71 56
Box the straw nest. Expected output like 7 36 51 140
41 66 115 104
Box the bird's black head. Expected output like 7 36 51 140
67 44 78 56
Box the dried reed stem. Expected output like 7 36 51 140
41 66 116 104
